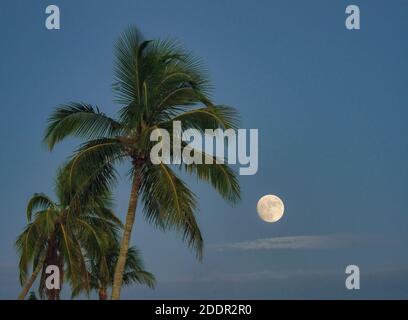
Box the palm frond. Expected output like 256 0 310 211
15 223 47 284
167 105 240 131
44 102 122 150
59 224 90 294
122 246 156 288
26 193 56 221
179 146 241 205
65 139 123 214
91 207 123 228
140 163 203 259
113 26 149 128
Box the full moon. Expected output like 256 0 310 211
257 195 285 223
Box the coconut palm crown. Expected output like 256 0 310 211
43 26 241 299
16 166 121 300
72 245 155 300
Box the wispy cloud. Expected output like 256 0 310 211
164 268 340 284
213 234 362 251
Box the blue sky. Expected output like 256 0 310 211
0 0 407 299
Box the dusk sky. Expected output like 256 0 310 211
1 0 407 299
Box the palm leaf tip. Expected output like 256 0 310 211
43 102 121 150
26 193 55 222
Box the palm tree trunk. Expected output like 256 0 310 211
18 252 46 300
99 287 108 300
111 172 141 300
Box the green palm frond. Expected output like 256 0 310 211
113 26 147 106
141 163 203 259
16 223 46 284
59 223 90 294
180 147 241 205
26 193 56 221
167 105 240 131
65 140 123 214
149 38 212 96
121 247 156 288
44 102 123 150
75 215 120 253
91 207 123 228
28 291 38 300
122 269 155 288
32 209 60 236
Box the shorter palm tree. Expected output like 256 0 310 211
16 166 121 300
73 245 155 300
28 291 38 300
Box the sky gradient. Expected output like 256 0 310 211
0 0 407 299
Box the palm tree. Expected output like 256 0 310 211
28 291 38 300
43 26 241 299
73 245 155 300
16 166 121 300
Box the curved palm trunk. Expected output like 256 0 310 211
111 172 141 300
18 252 46 300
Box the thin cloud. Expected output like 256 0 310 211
213 235 359 251
162 268 339 284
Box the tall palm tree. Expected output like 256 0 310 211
72 245 155 300
16 166 121 300
43 26 241 299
